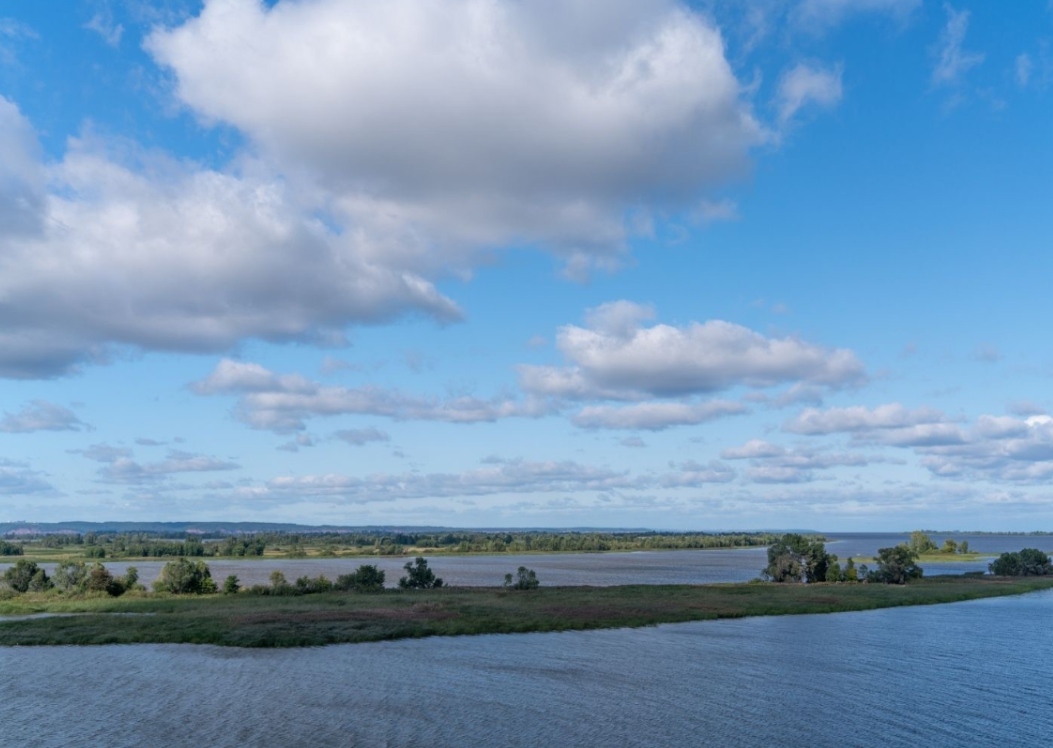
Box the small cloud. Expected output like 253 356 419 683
84 13 124 47
320 356 360 376
404 350 436 373
973 344 1000 363
776 62 843 124
692 198 740 225
0 401 89 433
1016 53 1033 87
1008 400 1045 417
526 335 548 349
931 4 984 87
898 342 918 359
135 438 167 447
619 436 647 448
771 302 790 315
333 427 390 446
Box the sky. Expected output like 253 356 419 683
0 0 1051 531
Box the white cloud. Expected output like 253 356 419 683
791 0 920 30
721 439 786 459
0 111 460 379
84 13 124 47
693 198 740 224
572 400 745 431
522 301 865 400
784 403 947 435
0 400 88 433
1016 53 1033 87
97 450 240 485
333 427 390 446
145 0 764 280
776 62 843 123
192 358 549 433
931 4 984 86
0 459 55 495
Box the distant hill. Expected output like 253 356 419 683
0 521 809 537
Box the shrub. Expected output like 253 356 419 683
223 575 241 594
503 566 540 590
153 559 217 594
2 559 46 593
398 557 443 589
867 544 923 584
335 564 386 593
294 575 333 594
53 561 88 592
990 549 1052 576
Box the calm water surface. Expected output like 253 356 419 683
2 589 1051 746
4 533 1046 586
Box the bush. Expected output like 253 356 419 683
867 544 923 584
990 549 1052 576
503 566 540 590
53 561 88 592
2 559 47 593
335 564 386 593
398 557 443 589
223 575 241 594
294 575 333 594
152 559 217 594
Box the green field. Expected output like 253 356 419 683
2 576 1050 648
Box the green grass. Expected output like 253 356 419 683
1 575 1050 648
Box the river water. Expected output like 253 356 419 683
3 532 1045 587
2 588 1051 746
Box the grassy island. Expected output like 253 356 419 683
2 575 1051 648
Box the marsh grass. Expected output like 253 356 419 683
1 576 1050 648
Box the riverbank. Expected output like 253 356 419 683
2 576 1050 648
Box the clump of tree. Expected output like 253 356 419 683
152 559 217 594
762 534 832 583
1 559 52 593
504 566 540 590
0 539 23 556
866 545 923 584
399 557 444 589
989 549 1052 576
909 530 938 555
335 564 386 593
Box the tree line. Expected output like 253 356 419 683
762 534 923 584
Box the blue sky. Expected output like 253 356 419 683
1 0 1051 530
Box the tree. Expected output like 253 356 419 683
53 561 88 592
153 559 217 594
909 531 937 555
86 563 115 593
223 575 241 594
29 569 52 592
762 534 830 583
398 557 444 589
959 540 970 554
941 539 958 554
2 559 44 593
990 549 1052 576
824 560 842 583
335 564 386 593
844 557 858 582
868 545 923 584
504 566 540 590
294 575 333 594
